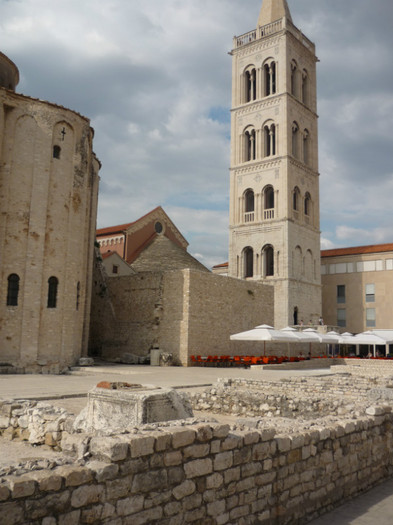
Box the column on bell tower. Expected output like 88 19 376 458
228 0 322 328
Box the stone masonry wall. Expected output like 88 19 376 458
89 269 274 366
1 410 393 524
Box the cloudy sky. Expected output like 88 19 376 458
1 0 392 268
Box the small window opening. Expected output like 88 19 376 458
47 276 58 308
7 274 20 306
53 145 61 159
76 281 80 311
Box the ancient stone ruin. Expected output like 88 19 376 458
1 360 393 524
74 382 194 432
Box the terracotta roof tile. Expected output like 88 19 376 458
321 243 393 258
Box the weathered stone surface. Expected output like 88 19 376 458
173 480 196 500
71 484 104 508
89 436 129 462
184 458 213 478
129 436 155 458
116 495 144 516
132 470 168 493
77 386 193 432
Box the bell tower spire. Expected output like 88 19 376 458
257 0 292 27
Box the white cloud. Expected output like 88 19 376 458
1 0 392 267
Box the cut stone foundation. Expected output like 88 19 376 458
74 382 193 432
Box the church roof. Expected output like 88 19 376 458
257 0 292 27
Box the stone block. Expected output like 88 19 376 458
86 460 119 482
207 499 226 516
171 428 196 448
183 443 210 459
214 451 233 471
184 458 213 478
153 432 172 452
0 485 10 501
132 469 168 493
206 473 224 489
116 495 144 516
221 434 242 450
173 480 196 500
58 510 81 525
57 466 93 487
106 478 132 500
164 501 182 517
123 506 162 525
31 471 63 492
0 502 24 524
71 484 104 508
8 476 36 498
195 424 213 442
129 436 155 457
89 436 129 462
164 451 183 466
213 424 230 439
182 492 202 510
276 436 291 452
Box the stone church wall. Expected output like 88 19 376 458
0 86 100 372
89 269 274 365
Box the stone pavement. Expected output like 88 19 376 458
0 363 333 400
1 363 393 524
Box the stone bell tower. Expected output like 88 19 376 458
228 0 321 328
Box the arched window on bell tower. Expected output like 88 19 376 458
291 60 298 97
243 66 256 103
302 69 309 106
292 122 299 158
263 122 276 157
244 127 256 162
262 245 274 277
243 247 254 278
293 186 300 212
304 192 312 219
303 129 310 166
244 189 255 223
263 59 276 96
263 185 275 220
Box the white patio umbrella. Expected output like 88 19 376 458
230 325 297 356
302 328 340 357
280 327 319 357
349 332 389 357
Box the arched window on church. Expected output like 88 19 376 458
244 67 256 103
243 247 254 278
302 69 309 106
244 189 255 222
244 128 256 162
7 274 20 306
291 60 298 97
47 276 59 308
303 129 310 166
263 60 276 96
264 185 275 220
263 245 274 277
263 123 276 157
292 122 299 158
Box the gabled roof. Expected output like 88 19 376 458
321 243 393 258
